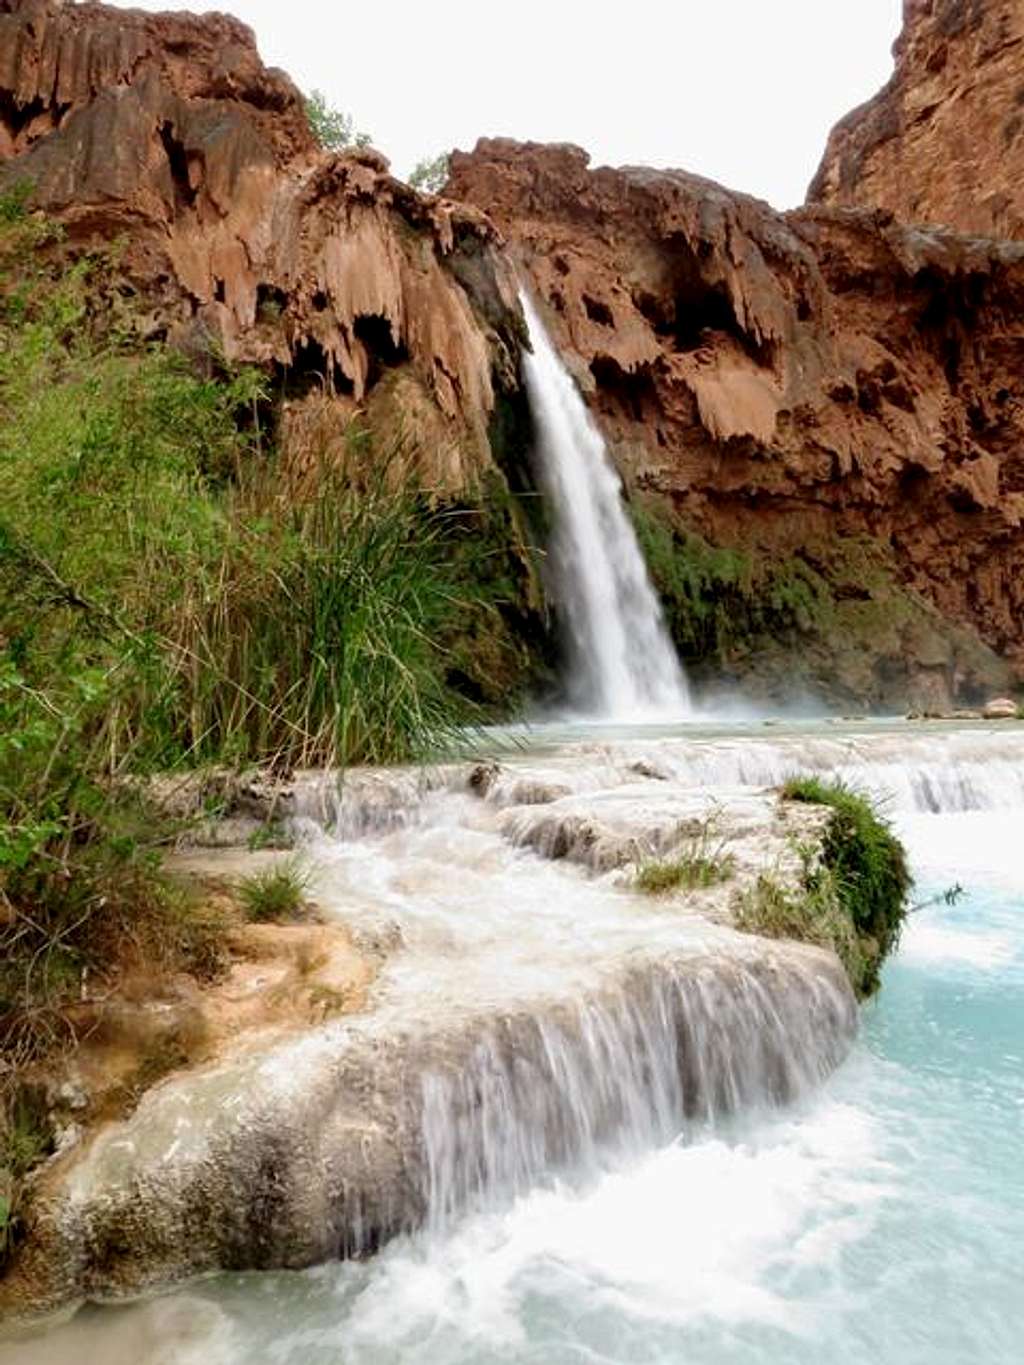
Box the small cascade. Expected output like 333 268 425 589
519 290 689 719
494 729 1024 816
614 730 1024 814
420 954 855 1233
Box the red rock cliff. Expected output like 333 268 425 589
0 0 522 491
809 0 1024 237
450 140 1024 701
2 2 1021 706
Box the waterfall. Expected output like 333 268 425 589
520 290 689 719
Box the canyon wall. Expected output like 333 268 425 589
1 0 1021 705
810 0 1024 238
449 140 1024 703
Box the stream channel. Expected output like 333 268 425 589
7 717 1022 1365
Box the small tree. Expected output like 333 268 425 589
408 152 450 195
304 90 371 151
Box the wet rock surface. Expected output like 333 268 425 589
5 723 1024 1321
0 744 861 1323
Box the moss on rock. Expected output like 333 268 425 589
738 777 911 997
629 497 1009 710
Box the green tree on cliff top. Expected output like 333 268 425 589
408 152 450 195
304 89 371 151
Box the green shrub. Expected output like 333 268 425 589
304 90 371 151
238 858 310 922
0 1087 52 1262
408 152 450 194
781 776 912 977
753 777 913 995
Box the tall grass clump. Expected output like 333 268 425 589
735 870 866 996
634 818 736 895
176 463 472 769
237 858 310 923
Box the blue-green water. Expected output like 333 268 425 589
12 805 1022 1364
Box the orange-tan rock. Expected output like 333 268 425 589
2 0 1022 704
809 0 1024 237
449 139 1024 696
0 0 521 492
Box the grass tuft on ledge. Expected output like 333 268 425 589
634 815 736 897
635 850 736 895
238 859 311 923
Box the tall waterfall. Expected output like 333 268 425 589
520 291 690 719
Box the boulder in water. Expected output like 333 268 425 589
983 697 1020 719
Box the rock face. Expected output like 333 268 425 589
449 140 1024 701
1 0 1021 704
0 0 522 491
809 0 1024 237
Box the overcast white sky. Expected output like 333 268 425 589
112 0 901 208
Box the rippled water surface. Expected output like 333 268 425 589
6 725 1023 1364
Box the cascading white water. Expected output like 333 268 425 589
420 956 854 1235
519 290 689 719
9 720 1023 1362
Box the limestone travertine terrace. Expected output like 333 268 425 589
0 738 869 1323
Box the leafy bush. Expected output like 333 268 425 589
408 153 450 194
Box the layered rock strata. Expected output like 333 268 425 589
810 0 1024 238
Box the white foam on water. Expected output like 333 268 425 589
899 918 1019 970
337 1097 888 1351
